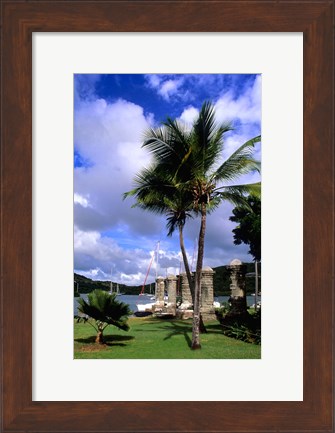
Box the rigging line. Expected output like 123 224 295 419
140 240 160 298
140 250 155 296
155 240 160 280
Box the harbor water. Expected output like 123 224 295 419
74 294 260 316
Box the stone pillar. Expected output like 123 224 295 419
200 267 215 321
166 275 177 305
180 272 193 304
227 259 247 316
155 276 165 306
161 274 177 315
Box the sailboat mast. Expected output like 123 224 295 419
110 267 113 293
154 241 160 297
156 241 160 279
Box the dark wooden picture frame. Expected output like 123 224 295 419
1 1 334 432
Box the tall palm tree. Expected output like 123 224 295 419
124 163 220 336
77 290 132 344
124 165 195 300
126 101 261 349
184 105 261 349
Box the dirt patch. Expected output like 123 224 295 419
79 344 109 352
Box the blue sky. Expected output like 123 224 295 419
74 74 261 285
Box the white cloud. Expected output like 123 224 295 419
74 96 164 236
74 226 186 285
179 106 199 126
145 74 185 102
73 92 190 283
74 98 152 166
215 75 261 125
74 226 147 284
74 193 90 208
145 74 161 89
158 78 184 101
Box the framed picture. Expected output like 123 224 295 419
34 34 300 402
1 1 333 432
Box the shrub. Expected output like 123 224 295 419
76 289 132 344
219 308 261 345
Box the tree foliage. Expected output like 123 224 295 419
229 195 261 261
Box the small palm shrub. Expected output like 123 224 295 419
76 290 132 344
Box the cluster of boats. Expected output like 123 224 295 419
135 293 162 316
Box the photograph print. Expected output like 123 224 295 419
73 74 261 359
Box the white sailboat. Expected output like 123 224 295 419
109 266 124 296
135 242 160 316
115 283 124 296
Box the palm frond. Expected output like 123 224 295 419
142 122 190 168
78 290 132 331
192 101 217 149
214 182 262 207
202 123 233 173
166 210 193 236
123 165 177 205
212 135 261 183
182 103 233 183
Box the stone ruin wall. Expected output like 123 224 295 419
227 259 248 316
179 272 193 304
168 268 216 321
155 260 248 320
199 267 216 321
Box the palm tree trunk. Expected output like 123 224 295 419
179 226 207 334
179 226 194 300
192 202 207 350
95 330 104 344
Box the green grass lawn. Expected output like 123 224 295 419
74 317 261 359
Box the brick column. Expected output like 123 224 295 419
227 259 247 316
166 275 177 305
200 267 216 321
180 272 193 304
155 276 165 306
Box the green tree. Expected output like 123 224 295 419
229 194 261 261
77 290 132 344
126 101 261 349
229 195 261 305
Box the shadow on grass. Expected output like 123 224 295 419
203 323 224 334
155 320 224 347
158 320 222 333
131 318 192 333
75 334 134 347
162 321 192 348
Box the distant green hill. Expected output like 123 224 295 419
74 273 140 295
74 262 261 296
74 274 110 294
